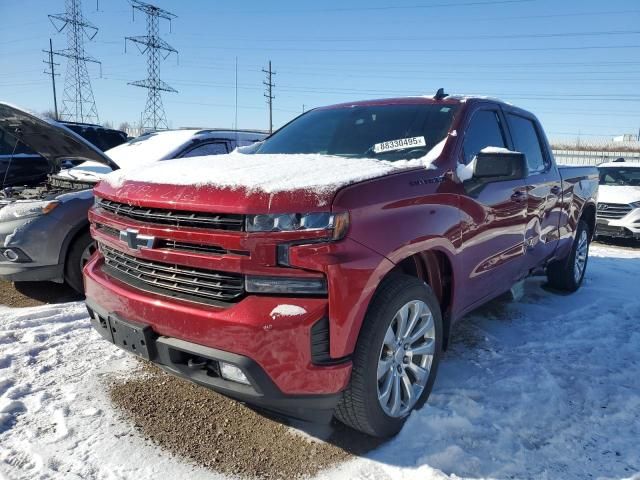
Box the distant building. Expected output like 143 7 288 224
613 134 640 142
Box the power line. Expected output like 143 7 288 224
186 43 640 54
125 0 178 132
221 0 535 14
262 60 276 134
49 0 101 123
42 38 60 120
176 29 640 44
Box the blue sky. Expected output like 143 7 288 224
1 0 639 139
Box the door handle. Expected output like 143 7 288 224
550 185 561 195
511 190 527 202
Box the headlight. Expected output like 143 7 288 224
0 200 59 222
246 212 349 240
630 201 640 209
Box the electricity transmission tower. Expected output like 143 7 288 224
49 0 101 124
262 60 276 134
125 0 178 132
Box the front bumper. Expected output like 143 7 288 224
0 214 69 283
86 299 342 422
596 209 640 239
84 254 352 419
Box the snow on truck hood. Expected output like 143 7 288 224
103 137 448 195
598 184 640 204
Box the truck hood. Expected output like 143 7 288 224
97 150 436 213
598 184 640 205
0 102 119 172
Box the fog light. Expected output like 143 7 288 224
3 249 19 262
220 362 250 385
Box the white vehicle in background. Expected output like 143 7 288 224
596 160 640 240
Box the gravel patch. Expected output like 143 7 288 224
109 363 384 479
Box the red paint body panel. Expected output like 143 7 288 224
84 254 351 395
85 96 598 400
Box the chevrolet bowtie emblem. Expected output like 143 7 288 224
119 228 156 250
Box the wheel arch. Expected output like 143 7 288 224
58 220 91 270
374 249 455 349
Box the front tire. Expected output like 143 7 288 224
335 274 443 437
547 219 590 292
65 231 96 294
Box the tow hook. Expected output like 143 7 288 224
187 357 208 369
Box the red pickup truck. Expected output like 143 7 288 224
85 93 598 437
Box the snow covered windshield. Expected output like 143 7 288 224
599 167 640 186
256 104 459 161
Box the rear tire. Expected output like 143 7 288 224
547 219 590 292
65 231 96 294
335 274 443 437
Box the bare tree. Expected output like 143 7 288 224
41 109 58 120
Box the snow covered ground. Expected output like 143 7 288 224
1 243 639 480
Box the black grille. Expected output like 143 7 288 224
597 203 632 220
99 243 244 305
97 198 244 231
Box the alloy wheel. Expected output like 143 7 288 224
377 300 436 418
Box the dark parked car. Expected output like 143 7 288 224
0 120 127 188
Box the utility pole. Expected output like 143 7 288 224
234 56 238 131
126 0 178 132
262 60 275 134
43 38 60 121
49 0 101 124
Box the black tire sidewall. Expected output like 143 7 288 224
357 276 443 436
65 231 94 293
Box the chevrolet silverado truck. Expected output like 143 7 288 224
85 93 598 437
0 102 266 292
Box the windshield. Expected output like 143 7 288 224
256 103 459 161
599 167 640 186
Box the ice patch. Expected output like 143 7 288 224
270 304 308 319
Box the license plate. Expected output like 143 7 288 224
109 316 155 359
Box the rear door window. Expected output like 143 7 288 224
462 110 506 164
181 142 229 158
507 114 547 174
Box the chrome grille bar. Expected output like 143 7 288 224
97 198 244 230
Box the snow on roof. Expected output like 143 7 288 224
105 129 199 167
103 137 448 194
598 161 640 168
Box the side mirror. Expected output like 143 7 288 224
473 150 528 182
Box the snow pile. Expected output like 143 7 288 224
269 304 308 319
104 141 447 194
1 243 639 479
0 303 218 479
